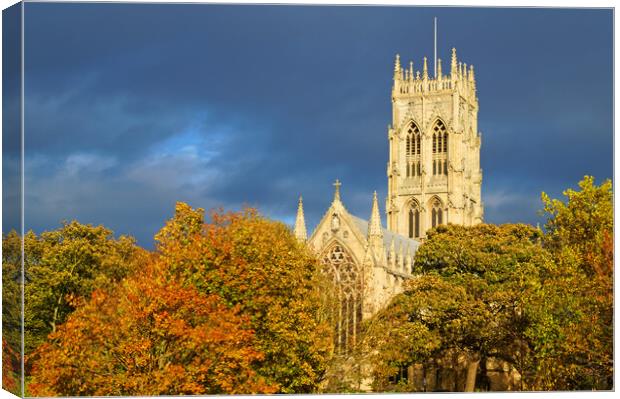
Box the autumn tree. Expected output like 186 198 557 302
154 203 334 393
537 176 613 389
2 338 19 395
23 221 145 358
2 230 23 394
366 176 613 392
366 224 556 392
28 258 276 396
542 175 613 278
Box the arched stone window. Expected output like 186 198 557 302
431 198 443 228
431 120 448 176
408 202 421 238
320 243 362 354
405 122 421 177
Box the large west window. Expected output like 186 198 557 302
320 243 362 354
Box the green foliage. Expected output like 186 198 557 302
22 221 144 358
366 176 613 392
537 176 613 389
2 230 23 390
369 223 554 391
154 203 333 393
541 175 613 277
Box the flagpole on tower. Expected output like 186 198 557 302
434 17 437 78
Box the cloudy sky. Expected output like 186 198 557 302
3 3 613 248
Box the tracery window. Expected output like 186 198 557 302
431 199 443 228
320 243 363 354
405 122 421 178
431 120 448 176
408 202 421 239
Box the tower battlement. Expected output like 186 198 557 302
392 48 477 105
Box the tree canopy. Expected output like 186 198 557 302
2 231 22 395
537 176 613 389
364 176 613 391
27 203 334 395
366 223 553 391
23 222 145 356
154 203 334 393
28 258 275 396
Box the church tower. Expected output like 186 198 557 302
386 49 483 238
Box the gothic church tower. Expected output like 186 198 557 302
386 48 483 238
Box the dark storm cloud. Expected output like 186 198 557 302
2 2 22 233
12 3 612 247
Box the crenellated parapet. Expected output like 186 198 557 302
392 48 477 106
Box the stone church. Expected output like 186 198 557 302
293 48 483 355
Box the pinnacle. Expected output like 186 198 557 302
368 191 383 239
294 195 307 241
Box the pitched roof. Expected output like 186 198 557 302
348 214 421 255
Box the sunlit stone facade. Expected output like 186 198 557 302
387 49 483 239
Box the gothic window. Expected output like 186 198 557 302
431 199 443 228
408 203 421 239
406 122 421 177
406 122 421 156
432 120 448 176
320 243 362 354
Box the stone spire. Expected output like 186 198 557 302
422 57 429 80
368 191 384 257
294 196 307 241
408 61 414 81
469 64 475 82
451 47 458 79
394 54 402 81
368 191 383 239
437 58 443 80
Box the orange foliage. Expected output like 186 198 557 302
2 338 19 394
154 204 333 393
28 259 277 396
